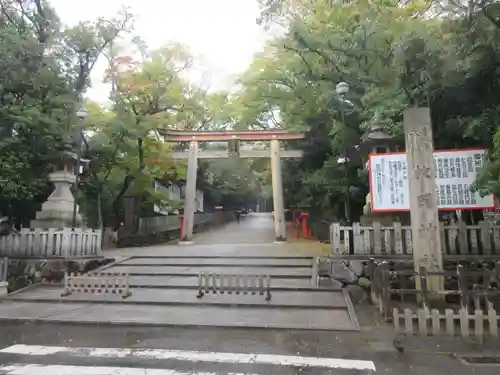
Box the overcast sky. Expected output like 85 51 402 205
50 0 269 103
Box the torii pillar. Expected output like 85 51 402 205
182 140 198 243
270 139 286 241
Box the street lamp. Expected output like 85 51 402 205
337 154 352 225
71 107 88 228
335 82 352 225
76 107 88 119
335 82 349 96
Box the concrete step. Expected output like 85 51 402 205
119 257 313 267
125 275 321 288
0 301 359 330
7 285 348 309
105 265 312 277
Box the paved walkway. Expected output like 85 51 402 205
192 213 276 244
0 213 359 330
105 213 328 259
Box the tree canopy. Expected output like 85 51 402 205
230 0 500 221
0 0 270 229
3 0 500 230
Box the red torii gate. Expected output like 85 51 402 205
159 129 306 242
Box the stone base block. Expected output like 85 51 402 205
31 210 82 229
40 200 77 213
35 209 81 221
0 281 8 298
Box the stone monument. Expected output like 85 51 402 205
31 151 87 229
404 107 444 296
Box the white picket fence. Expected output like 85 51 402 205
393 307 499 338
0 228 102 259
331 221 500 257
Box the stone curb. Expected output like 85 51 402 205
4 297 348 310
114 263 312 268
115 255 314 259
106 273 313 278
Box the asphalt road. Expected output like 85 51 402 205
0 323 497 374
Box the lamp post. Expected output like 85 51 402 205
335 82 352 225
71 107 88 228
337 155 352 225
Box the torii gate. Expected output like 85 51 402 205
160 129 305 242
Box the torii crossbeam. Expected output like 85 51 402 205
160 129 306 243
161 129 305 141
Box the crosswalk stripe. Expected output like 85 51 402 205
0 363 258 374
0 345 376 371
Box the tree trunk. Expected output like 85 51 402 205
112 175 134 229
138 137 145 170
97 187 104 248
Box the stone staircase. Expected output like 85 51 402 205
0 254 360 330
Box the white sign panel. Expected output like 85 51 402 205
369 149 494 212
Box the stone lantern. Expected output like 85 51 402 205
31 151 88 229
360 122 397 168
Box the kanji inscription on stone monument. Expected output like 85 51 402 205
404 107 444 293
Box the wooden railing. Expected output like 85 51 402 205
393 307 499 338
137 212 233 235
368 260 500 320
331 221 500 257
118 212 236 247
138 215 179 234
0 228 102 259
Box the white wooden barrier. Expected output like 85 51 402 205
0 228 102 259
393 307 499 338
196 272 272 300
331 221 500 256
62 271 131 298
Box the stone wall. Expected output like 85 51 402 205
6 258 113 293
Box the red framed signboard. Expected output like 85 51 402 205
368 148 495 213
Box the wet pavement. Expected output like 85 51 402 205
103 214 327 259
0 301 357 330
188 213 276 244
